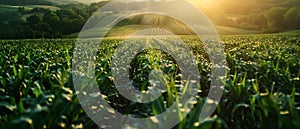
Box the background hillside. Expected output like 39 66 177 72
0 0 300 39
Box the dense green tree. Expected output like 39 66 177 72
26 14 43 38
43 12 60 27
27 14 42 25
30 7 51 14
56 9 77 20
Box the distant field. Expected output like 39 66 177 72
0 4 60 13
0 5 29 12
23 5 60 10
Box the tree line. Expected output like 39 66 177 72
0 1 110 39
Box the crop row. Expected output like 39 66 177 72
0 35 299 129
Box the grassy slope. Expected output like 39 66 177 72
277 29 300 35
66 25 262 38
66 25 156 38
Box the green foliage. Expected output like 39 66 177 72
0 39 96 128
